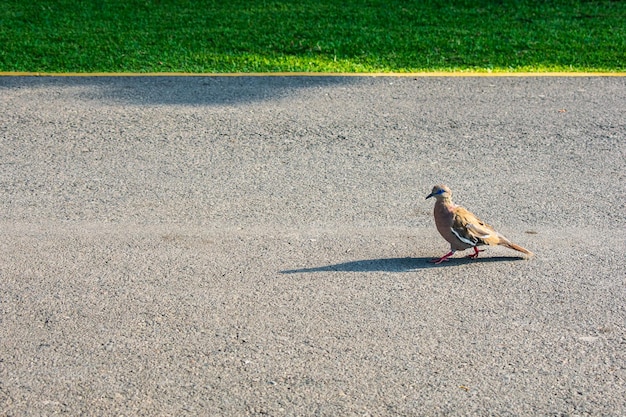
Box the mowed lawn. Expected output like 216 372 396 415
1 0 625 73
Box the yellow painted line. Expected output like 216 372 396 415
1 71 625 77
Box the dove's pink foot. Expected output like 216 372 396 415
430 251 455 264
465 247 484 259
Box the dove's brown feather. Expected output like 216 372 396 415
452 206 502 247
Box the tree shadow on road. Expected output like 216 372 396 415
0 75 365 107
281 256 524 273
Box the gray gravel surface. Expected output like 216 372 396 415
1 76 625 416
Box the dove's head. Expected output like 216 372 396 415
426 184 452 200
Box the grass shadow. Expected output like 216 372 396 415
281 256 525 273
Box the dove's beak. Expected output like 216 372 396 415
425 192 434 200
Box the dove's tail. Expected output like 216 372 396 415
501 241 533 257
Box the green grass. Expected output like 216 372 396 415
1 0 625 73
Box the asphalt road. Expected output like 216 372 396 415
1 75 625 416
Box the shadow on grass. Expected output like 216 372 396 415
281 256 525 273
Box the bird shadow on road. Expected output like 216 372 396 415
280 256 524 274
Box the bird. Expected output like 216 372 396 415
425 184 533 264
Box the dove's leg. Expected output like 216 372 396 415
465 246 484 259
430 250 455 264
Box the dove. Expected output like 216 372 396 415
426 185 533 264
